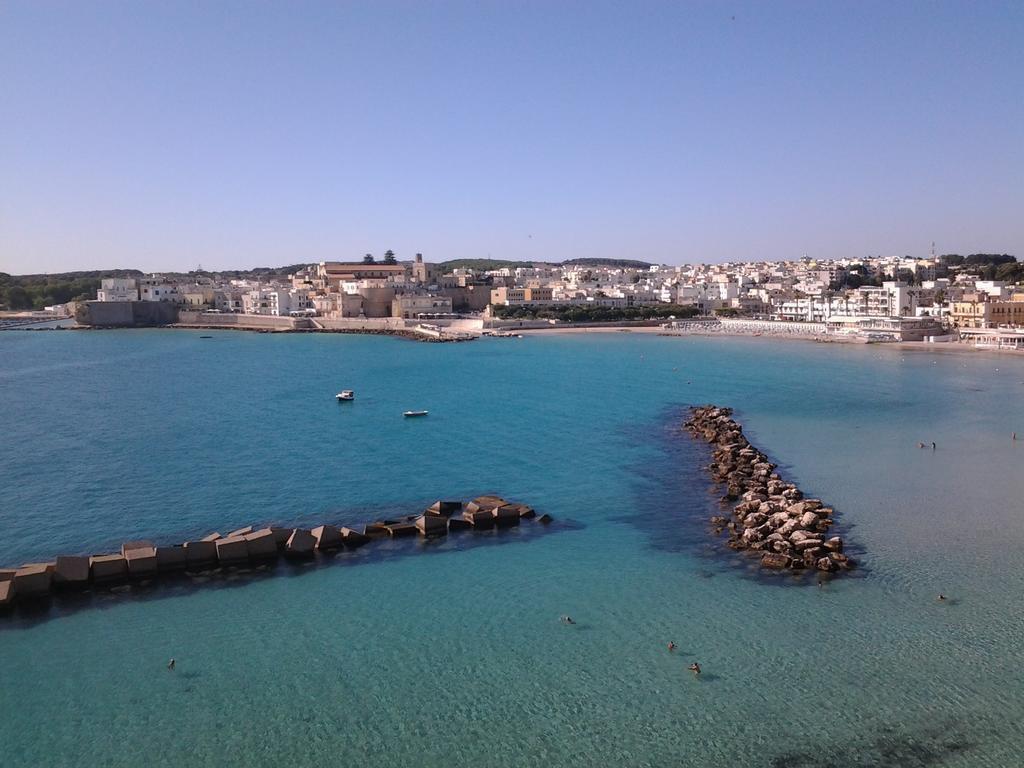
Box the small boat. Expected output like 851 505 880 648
336 390 355 401
403 410 429 418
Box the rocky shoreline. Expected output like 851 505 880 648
684 405 854 575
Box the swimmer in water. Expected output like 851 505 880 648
668 641 676 652
937 594 946 601
561 615 576 625
688 663 701 675
917 442 925 449
932 442 936 450
167 658 176 671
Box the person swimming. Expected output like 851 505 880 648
167 658 176 671
560 615 576 625
917 442 925 449
668 641 676 652
937 594 947 601
932 442 937 450
688 662 701 675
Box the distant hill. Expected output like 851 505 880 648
560 258 654 269
0 269 145 310
437 257 655 271
437 258 537 271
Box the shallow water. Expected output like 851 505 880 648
1 329 1023 767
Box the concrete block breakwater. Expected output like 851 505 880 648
0 496 552 610
684 406 855 575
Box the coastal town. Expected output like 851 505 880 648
3 250 1024 348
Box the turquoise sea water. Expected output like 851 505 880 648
1 329 1023 767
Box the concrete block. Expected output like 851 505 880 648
155 545 188 570
286 529 316 557
364 523 390 538
90 554 128 583
124 545 158 575
462 509 495 528
54 556 91 586
14 563 53 597
227 526 254 539
215 536 249 564
341 527 370 548
493 505 521 527
270 528 294 548
426 500 462 516
465 495 507 514
447 517 472 532
512 504 536 519
384 522 418 538
0 579 12 606
244 529 279 559
312 525 343 551
184 540 218 567
0 569 17 582
537 513 554 525
415 514 448 538
200 532 221 543
121 540 155 557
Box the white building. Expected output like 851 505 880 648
97 278 138 302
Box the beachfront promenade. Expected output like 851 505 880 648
668 318 828 337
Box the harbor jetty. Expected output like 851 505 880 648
0 496 552 611
684 406 854 575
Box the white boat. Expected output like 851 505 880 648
403 410 429 418
336 390 355 401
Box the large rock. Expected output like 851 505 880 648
816 557 838 572
311 525 343 551
824 536 843 552
285 529 316 557
244 529 279 559
794 538 824 551
799 511 820 529
0 579 12 606
341 527 370 548
14 563 54 596
184 540 218 567
536 513 554 525
155 545 188 571
761 553 791 569
54 556 91 586
415 514 448 538
90 554 128 583
123 543 158 576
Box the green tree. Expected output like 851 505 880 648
362 254 375 264
383 250 397 264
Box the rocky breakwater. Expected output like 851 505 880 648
0 495 552 611
684 405 855 575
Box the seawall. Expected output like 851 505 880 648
0 496 553 612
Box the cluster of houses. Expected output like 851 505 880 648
92 253 1024 341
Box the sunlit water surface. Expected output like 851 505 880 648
1 330 1023 767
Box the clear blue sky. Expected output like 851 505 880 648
1 1 1022 273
